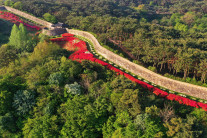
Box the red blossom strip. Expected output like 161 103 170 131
50 33 207 111
0 10 41 30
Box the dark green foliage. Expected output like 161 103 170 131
0 113 16 133
13 90 36 115
0 76 25 115
0 19 13 45
0 1 207 137
13 0 207 84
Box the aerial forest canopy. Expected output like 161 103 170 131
0 0 207 137
0 23 206 138
5 0 207 86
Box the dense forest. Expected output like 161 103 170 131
3 0 207 86
0 0 207 137
0 22 207 137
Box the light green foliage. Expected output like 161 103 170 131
118 89 141 117
135 113 164 138
164 116 202 138
103 111 163 138
4 0 13 6
9 24 32 52
38 33 47 42
22 115 58 138
43 13 57 24
13 1 23 10
18 23 28 49
64 82 82 95
182 12 196 26
148 66 157 72
1 1 207 136
0 44 17 68
174 22 188 32
13 90 36 115
103 111 136 137
110 76 138 112
60 56 82 81
145 105 160 117
88 80 104 98
9 24 19 47
59 95 110 137
48 72 63 85
29 41 60 63
134 113 150 130
170 13 182 26
102 116 116 138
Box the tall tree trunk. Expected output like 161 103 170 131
184 69 188 81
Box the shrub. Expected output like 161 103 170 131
64 82 82 95
13 90 36 115
48 72 64 85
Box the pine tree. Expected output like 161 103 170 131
18 23 28 50
9 24 30 51
9 24 19 47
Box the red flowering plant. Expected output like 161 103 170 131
0 10 41 30
50 33 207 111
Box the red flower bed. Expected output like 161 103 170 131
62 33 74 37
50 33 207 111
0 10 41 30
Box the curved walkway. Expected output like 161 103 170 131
51 33 207 111
66 29 207 100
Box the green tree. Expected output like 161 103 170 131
29 41 60 63
0 44 17 68
103 111 139 137
9 24 31 52
13 90 36 115
0 113 16 133
59 56 82 81
48 72 63 85
198 59 207 83
18 23 28 50
164 116 202 138
0 76 25 115
9 24 19 47
13 1 23 10
64 82 82 96
43 13 57 24
22 115 58 138
135 113 165 137
118 89 141 117
59 95 110 137
4 0 13 6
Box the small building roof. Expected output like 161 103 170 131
51 22 66 28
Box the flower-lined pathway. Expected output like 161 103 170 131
51 33 207 111
0 10 41 30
